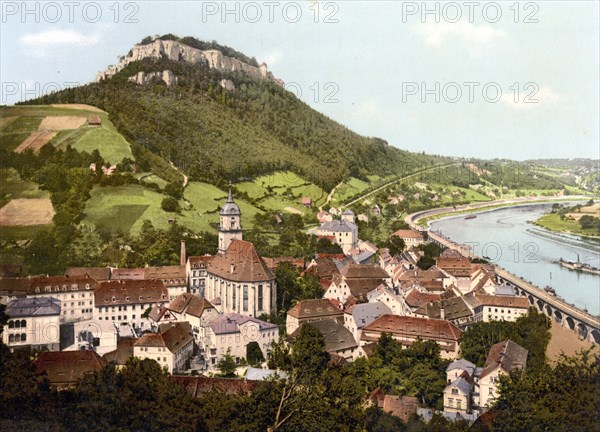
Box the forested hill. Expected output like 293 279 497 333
24 35 446 190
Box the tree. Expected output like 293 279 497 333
161 196 181 213
217 348 237 377
164 180 184 199
491 350 600 432
246 342 265 367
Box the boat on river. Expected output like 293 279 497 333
558 256 600 276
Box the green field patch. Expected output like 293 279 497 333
0 168 48 207
0 115 43 134
535 213 600 239
0 224 50 241
73 125 134 164
0 132 32 151
331 177 371 205
95 204 150 236
136 173 168 189
236 171 327 210
179 182 262 232
50 126 93 150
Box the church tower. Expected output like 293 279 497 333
218 188 242 254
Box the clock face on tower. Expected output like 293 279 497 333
218 188 242 253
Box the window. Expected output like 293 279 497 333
243 285 248 311
489 388 493 395
9 334 14 342
448 398 454 407
258 285 263 311
232 286 236 310
456 400 462 409
8 321 14 329
21 333 26 342
451 388 458 395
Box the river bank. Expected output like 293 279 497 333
407 195 596 230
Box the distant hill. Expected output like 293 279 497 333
24 35 447 191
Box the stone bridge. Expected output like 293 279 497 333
426 230 600 344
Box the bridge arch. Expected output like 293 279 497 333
577 323 588 340
591 329 600 344
565 316 576 330
536 299 544 312
527 295 535 306
544 304 553 317
553 309 563 324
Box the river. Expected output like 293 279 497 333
430 203 600 316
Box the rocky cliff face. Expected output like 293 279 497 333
97 39 279 85
128 70 178 86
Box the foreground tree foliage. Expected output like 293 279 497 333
460 308 551 370
488 350 600 432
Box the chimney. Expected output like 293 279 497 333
440 305 445 320
180 240 186 266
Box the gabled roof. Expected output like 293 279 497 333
342 264 389 279
287 298 342 319
188 255 215 268
103 337 138 365
5 297 61 317
144 266 186 286
480 339 528 379
94 279 168 306
362 315 463 342
134 322 193 353
208 240 274 282
393 229 424 239
65 267 111 281
319 219 356 233
168 293 214 318
289 320 357 353
476 294 529 309
445 376 473 395
34 350 106 387
111 268 145 280
446 358 477 375
345 302 392 329
29 275 100 294
345 278 387 303
404 288 441 309
415 294 473 321
209 313 277 335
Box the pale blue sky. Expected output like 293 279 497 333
1 1 598 160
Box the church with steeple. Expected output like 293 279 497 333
200 188 277 316
218 188 243 254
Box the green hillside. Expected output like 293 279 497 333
25 36 447 191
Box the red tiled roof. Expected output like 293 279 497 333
208 240 274 282
171 376 258 397
94 279 168 306
111 268 145 280
168 293 214 317
342 264 389 279
134 322 193 353
393 230 424 239
144 266 186 286
64 267 111 281
405 289 441 308
34 350 106 388
188 255 215 268
362 314 462 342
287 298 343 319
476 294 530 308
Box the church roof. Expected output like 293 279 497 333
208 240 275 282
220 189 241 215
